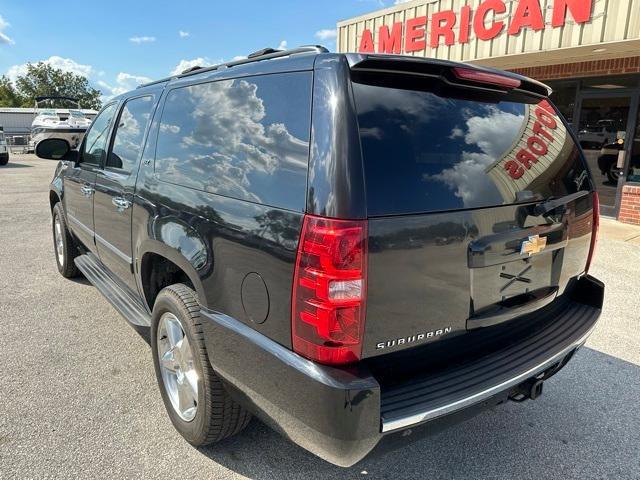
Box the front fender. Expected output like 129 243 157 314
49 161 66 208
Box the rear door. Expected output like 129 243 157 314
93 95 156 291
64 102 118 251
350 72 596 358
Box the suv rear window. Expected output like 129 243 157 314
352 81 590 216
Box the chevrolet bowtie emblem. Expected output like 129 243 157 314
520 234 547 256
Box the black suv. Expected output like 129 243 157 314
37 46 604 467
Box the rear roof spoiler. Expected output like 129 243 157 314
345 54 551 98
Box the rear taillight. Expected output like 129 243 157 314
585 191 600 274
291 215 368 365
452 67 522 89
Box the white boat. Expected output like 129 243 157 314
30 96 92 152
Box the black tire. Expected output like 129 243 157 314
151 283 251 446
607 162 621 184
52 203 80 278
0 155 8 166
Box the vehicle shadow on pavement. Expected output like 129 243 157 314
199 347 640 480
0 162 33 169
69 276 92 286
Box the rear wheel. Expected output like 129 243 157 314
151 283 251 446
607 162 622 183
0 155 8 166
52 203 80 278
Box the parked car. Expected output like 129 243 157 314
597 138 640 183
36 47 604 467
597 140 625 183
577 119 621 149
0 129 9 165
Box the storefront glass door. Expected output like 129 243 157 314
627 106 640 183
576 95 633 216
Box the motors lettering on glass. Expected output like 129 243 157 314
504 100 559 180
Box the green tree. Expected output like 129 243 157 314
0 75 24 107
12 62 102 109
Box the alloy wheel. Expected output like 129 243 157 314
157 312 199 422
54 215 64 265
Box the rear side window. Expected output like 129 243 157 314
108 96 154 173
352 82 590 216
155 72 312 211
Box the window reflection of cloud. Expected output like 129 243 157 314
113 106 142 156
427 107 525 207
158 78 308 204
160 123 180 134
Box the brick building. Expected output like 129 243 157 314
337 0 640 224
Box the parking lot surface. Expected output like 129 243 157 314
1 155 639 479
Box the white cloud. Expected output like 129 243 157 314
277 40 287 50
7 56 93 82
462 108 523 158
315 29 337 41
232 55 247 61
428 107 525 206
449 127 464 139
171 57 211 76
394 0 413 4
129 36 156 44
3 53 153 104
178 30 190 38
0 15 13 45
98 72 152 99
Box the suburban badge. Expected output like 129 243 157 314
376 327 452 350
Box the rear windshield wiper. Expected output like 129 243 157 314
532 191 591 217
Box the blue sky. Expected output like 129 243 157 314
0 0 398 102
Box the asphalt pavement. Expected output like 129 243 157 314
1 155 639 479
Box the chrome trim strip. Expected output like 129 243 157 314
95 232 132 264
381 322 598 433
66 213 93 237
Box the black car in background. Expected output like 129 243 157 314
597 139 640 183
36 47 603 467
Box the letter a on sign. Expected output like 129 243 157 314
508 0 545 35
359 29 375 53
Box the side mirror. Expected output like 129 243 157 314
35 138 78 162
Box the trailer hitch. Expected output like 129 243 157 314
509 377 544 402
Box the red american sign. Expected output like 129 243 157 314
358 0 593 53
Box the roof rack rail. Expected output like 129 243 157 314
181 65 203 75
247 47 280 58
137 45 329 89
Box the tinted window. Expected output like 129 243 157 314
82 103 117 165
108 96 154 172
155 72 311 211
353 82 590 216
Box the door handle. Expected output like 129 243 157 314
112 197 132 212
80 185 94 197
